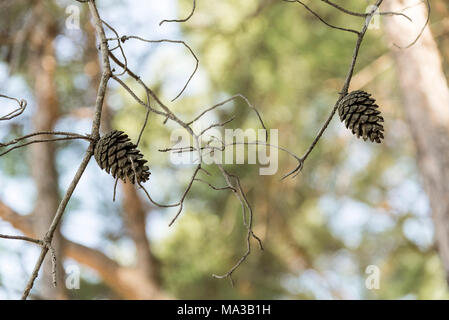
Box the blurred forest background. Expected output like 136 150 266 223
1 0 449 299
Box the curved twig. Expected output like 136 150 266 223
159 0 196 26
282 0 384 179
394 0 430 49
0 94 27 121
320 0 412 22
102 19 128 77
111 35 199 102
283 0 360 35
21 0 112 300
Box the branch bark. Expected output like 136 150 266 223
86 11 164 296
0 201 168 299
20 0 111 299
27 1 65 299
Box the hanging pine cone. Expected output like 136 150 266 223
94 130 150 184
338 90 384 143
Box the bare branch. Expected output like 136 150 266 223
212 165 263 284
282 0 384 179
0 201 168 298
0 94 27 121
2 0 312 294
159 0 196 26
194 178 234 191
320 0 412 22
110 74 169 118
168 165 201 227
394 0 430 49
283 0 360 35
21 0 112 300
136 91 151 147
0 234 57 288
199 116 235 136
102 19 128 77
0 132 92 157
114 35 199 102
0 234 42 245
187 94 267 136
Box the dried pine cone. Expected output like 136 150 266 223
94 130 150 184
338 90 384 143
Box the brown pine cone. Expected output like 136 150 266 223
94 130 150 184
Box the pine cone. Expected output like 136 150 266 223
338 90 384 143
94 130 150 184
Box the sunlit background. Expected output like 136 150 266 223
0 0 448 299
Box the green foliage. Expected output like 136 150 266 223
2 0 448 299
155 211 286 299
140 0 449 299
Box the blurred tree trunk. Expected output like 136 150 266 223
121 183 162 294
0 200 169 299
384 0 449 284
27 2 66 299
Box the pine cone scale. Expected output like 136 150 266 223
94 130 150 184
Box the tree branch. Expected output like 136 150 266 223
0 201 167 299
0 94 27 121
282 0 385 179
20 0 112 300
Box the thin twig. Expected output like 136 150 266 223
282 0 384 179
0 94 27 121
21 0 112 299
212 165 263 283
111 35 199 102
394 0 430 49
0 133 91 157
113 177 119 202
320 0 412 22
283 0 360 35
159 0 196 26
0 234 42 245
136 89 151 147
102 19 128 77
0 234 58 288
168 165 201 226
